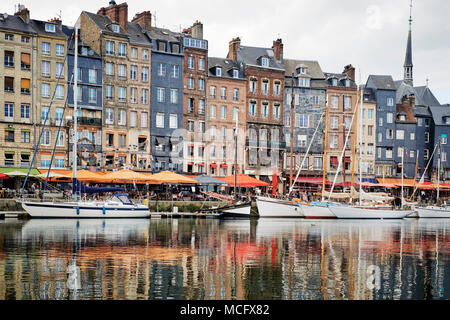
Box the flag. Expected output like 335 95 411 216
272 166 277 196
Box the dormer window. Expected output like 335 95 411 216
45 23 56 33
298 78 310 88
232 69 239 79
112 24 120 33
445 117 450 125
399 115 406 121
261 57 269 67
300 67 306 74
345 79 350 87
331 78 338 86
216 67 222 77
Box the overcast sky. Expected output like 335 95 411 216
4 0 450 103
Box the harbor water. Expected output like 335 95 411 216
0 217 449 300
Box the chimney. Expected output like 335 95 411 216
272 38 283 62
409 94 415 108
132 11 152 30
97 1 128 31
49 17 62 31
227 37 241 62
14 5 30 23
190 20 203 39
343 64 355 82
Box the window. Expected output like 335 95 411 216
367 109 373 120
56 131 64 147
105 85 113 100
344 117 351 130
198 79 205 91
210 126 216 140
298 135 307 147
387 113 394 123
442 134 448 145
118 134 126 148
187 56 194 69
171 65 179 78
232 89 239 101
330 135 338 149
118 64 126 78
42 42 50 54
198 58 205 71
330 116 338 129
198 100 205 114
88 69 97 83
118 87 126 102
220 87 227 100
188 120 194 132
141 67 149 82
379 117 383 127
141 112 148 128
130 111 137 127
249 101 257 117
298 114 309 128
410 150 415 158
188 98 194 113
261 57 269 67
261 103 268 118
105 133 114 147
249 78 257 93
41 61 50 77
397 146 404 158
169 114 178 129
21 53 30 70
367 143 374 155
142 49 148 60
4 103 14 118
156 113 164 128
274 81 281 96
141 89 149 104
410 132 415 141
273 104 281 119
106 41 114 55
314 157 323 171
262 80 269 95
216 67 222 77
330 96 338 109
106 63 114 76
4 51 14 67
5 34 13 41
399 115 406 121
131 47 138 59
210 86 216 99
118 109 126 125
118 43 127 57
56 44 64 56
210 105 216 118
129 87 137 103
343 96 351 110
417 118 423 126
41 83 50 97
42 130 51 145
425 132 429 143
158 63 166 76
386 148 393 159
188 78 194 89
387 98 394 106
396 130 404 140
41 106 49 123
45 23 56 33
21 36 30 43
56 62 64 78
312 95 319 105
368 125 373 136
21 130 30 143
170 89 178 104
21 104 30 119
221 106 227 119
55 85 63 99
55 107 64 125
129 65 137 80
386 129 394 139
298 78 310 87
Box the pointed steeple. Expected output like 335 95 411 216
404 0 413 86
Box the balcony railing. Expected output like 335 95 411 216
79 117 102 126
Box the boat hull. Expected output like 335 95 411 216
300 204 336 219
417 207 450 218
256 197 304 218
21 201 150 218
329 206 413 219
219 204 252 218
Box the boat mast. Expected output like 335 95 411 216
290 73 295 191
401 150 404 209
437 137 441 203
234 113 238 200
321 99 329 201
359 86 364 204
73 23 79 201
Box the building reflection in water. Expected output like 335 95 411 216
0 218 449 300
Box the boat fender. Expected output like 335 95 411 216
103 207 106 215
76 206 80 216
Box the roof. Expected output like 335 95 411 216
324 72 357 89
361 85 376 103
146 26 182 43
366 75 396 90
208 57 245 79
61 25 101 59
404 29 413 67
126 21 152 47
0 13 66 39
413 106 432 117
282 59 325 79
429 105 450 126
237 45 284 71
394 80 441 106
396 103 417 123
83 11 128 38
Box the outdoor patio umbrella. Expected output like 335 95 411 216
147 171 197 184
192 175 228 186
37 172 71 179
0 173 9 179
5 170 37 177
218 174 270 187
100 169 153 184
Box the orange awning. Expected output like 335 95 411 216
217 174 270 187
146 171 197 184
100 169 153 184
377 178 416 187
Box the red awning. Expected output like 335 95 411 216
198 163 205 167
295 176 332 185
210 163 217 168
221 164 228 168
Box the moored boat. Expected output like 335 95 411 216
256 196 304 218
417 206 450 218
328 205 413 219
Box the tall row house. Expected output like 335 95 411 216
0 7 36 169
62 26 103 169
323 66 358 185
282 59 327 182
227 37 285 182
207 57 247 176
181 22 208 174
80 2 152 170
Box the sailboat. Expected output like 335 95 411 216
329 85 413 219
417 139 450 218
19 23 150 218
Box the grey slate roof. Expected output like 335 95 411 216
208 57 245 79
0 13 66 39
404 29 413 67
126 22 151 47
361 85 376 103
367 75 396 90
394 80 441 106
324 72 357 89
413 106 432 117
146 26 182 43
83 11 128 38
237 45 284 71
429 105 450 126
282 59 325 79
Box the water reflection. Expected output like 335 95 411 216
0 218 449 300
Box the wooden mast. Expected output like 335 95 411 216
321 98 329 201
289 73 295 191
350 88 360 190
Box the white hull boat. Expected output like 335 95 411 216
256 197 304 218
20 194 150 218
198 201 252 218
329 205 413 219
417 206 450 218
299 203 337 219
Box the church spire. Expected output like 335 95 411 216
404 0 413 86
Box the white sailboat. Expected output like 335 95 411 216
19 23 150 219
329 85 413 219
417 139 450 218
